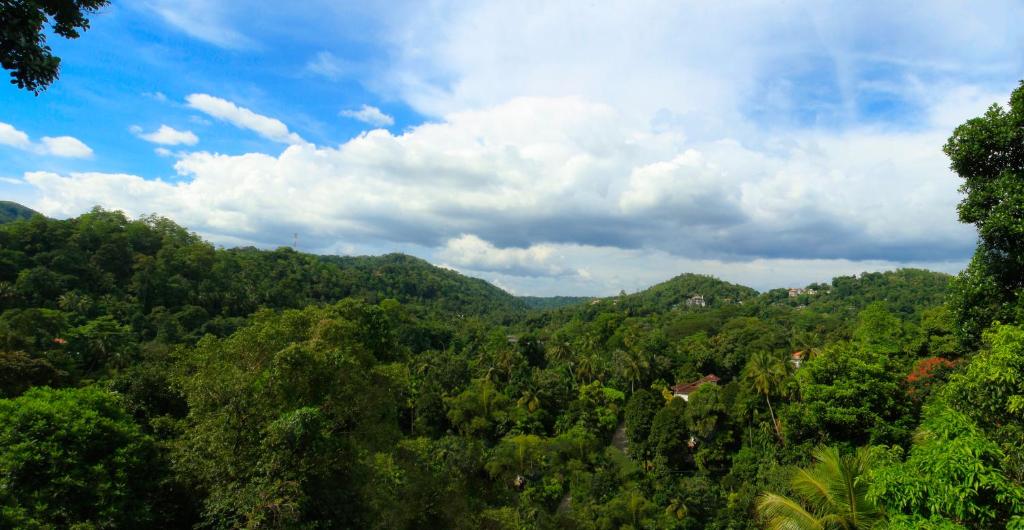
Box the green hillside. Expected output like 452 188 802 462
0 208 521 350
755 268 952 317
0 201 40 224
317 252 520 315
626 272 760 313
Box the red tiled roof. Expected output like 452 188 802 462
791 351 805 359
671 374 720 395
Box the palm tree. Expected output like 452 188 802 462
575 333 599 357
791 329 821 354
546 340 575 378
489 347 520 383
613 348 650 392
577 356 606 384
479 381 502 418
665 497 687 521
743 350 787 440
756 446 884 529
623 490 655 528
517 389 541 413
58 291 92 313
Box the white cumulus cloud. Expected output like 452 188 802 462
0 123 32 149
0 122 92 158
132 125 199 146
340 105 394 127
23 94 979 295
39 137 94 158
186 94 304 145
440 234 566 276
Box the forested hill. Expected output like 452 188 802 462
764 268 952 316
0 209 521 346
0 201 40 224
317 252 519 315
626 272 761 313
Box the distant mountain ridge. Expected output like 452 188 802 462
0 201 41 224
0 209 522 345
0 206 953 321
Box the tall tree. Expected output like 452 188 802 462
0 0 109 93
743 350 787 440
175 301 403 528
944 81 1024 345
612 348 649 392
623 388 662 460
853 302 904 355
786 344 910 446
0 386 165 528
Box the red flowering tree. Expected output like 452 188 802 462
906 357 956 402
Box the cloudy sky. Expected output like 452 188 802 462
2 1 1022 295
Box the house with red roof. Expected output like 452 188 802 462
670 374 720 401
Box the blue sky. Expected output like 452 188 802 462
2 1 1023 295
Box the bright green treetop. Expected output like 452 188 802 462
0 386 161 528
945 81 1024 345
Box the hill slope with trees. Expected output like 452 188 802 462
0 201 40 224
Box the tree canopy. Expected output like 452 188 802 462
0 0 109 93
945 81 1024 347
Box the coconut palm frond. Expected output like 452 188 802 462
790 466 835 516
756 492 824 530
757 445 884 530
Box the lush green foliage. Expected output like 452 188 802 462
175 302 405 528
0 386 163 528
0 209 521 381
0 0 109 93
945 81 1024 347
869 405 1024 528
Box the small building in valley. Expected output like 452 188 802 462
671 374 720 401
790 351 806 369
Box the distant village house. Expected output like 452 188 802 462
788 287 818 298
685 294 706 308
671 374 720 401
790 351 806 369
